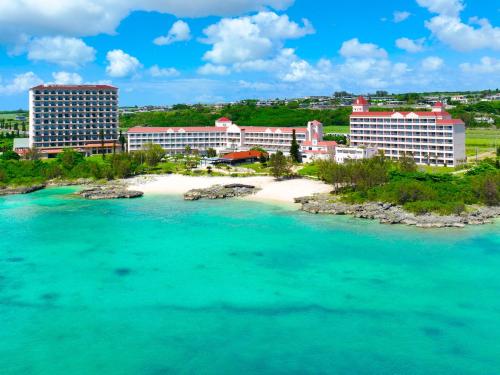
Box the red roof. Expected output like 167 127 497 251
241 127 307 133
302 141 337 147
434 101 444 107
217 117 231 122
436 119 464 125
350 111 451 117
127 126 226 133
354 96 368 105
31 84 117 90
222 150 263 160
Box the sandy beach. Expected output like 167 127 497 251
126 174 332 203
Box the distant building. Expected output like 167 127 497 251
349 96 466 167
13 138 30 156
28 84 119 157
335 146 377 164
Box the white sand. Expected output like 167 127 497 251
126 174 331 203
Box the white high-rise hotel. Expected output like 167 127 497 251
349 96 466 166
29 84 118 155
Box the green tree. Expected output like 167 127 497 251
57 149 84 170
269 151 291 179
206 148 217 158
1 150 20 161
289 129 301 163
143 143 165 167
119 130 127 152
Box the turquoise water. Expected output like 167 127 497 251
1 188 500 375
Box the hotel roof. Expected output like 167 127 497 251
31 84 117 90
127 126 225 133
350 111 451 117
222 150 264 160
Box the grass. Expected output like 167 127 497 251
323 125 349 134
418 165 455 174
0 112 27 120
239 162 270 173
297 163 319 177
466 128 499 156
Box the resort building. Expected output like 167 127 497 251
127 118 336 159
28 84 119 156
349 96 466 166
335 146 378 164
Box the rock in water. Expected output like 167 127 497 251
184 184 259 201
77 186 143 200
0 184 46 196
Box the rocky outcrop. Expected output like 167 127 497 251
47 178 95 187
296 194 500 228
0 184 46 196
77 186 143 200
184 184 259 200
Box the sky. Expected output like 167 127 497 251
0 0 499 109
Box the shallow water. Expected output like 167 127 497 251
1 187 499 375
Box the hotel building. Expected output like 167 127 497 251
349 96 466 166
127 118 336 159
29 84 119 156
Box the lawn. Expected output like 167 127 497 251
0 112 27 120
466 128 499 156
323 125 349 134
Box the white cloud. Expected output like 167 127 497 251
149 65 180 77
421 56 444 71
416 0 464 17
418 0 500 51
51 71 83 84
339 38 388 59
105 49 142 77
153 20 191 45
27 36 96 67
0 72 43 95
201 11 314 65
393 11 411 23
396 37 425 53
460 57 500 74
197 64 231 75
0 1 294 47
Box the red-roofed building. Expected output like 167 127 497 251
127 119 336 160
349 97 466 166
222 150 264 163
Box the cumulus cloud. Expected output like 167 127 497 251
26 36 96 67
0 1 294 46
153 20 191 45
0 72 43 95
396 37 425 53
417 0 500 51
197 64 231 75
149 65 180 77
51 71 84 84
460 57 500 74
201 11 314 65
106 49 142 77
339 38 388 59
393 11 411 23
421 56 444 71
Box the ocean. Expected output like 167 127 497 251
1 187 499 375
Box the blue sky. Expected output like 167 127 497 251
0 0 499 109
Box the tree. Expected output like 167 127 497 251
57 149 84 170
398 152 417 173
25 147 41 161
143 143 165 167
269 151 291 179
206 148 217 158
184 145 192 155
119 130 127 152
1 150 20 161
290 129 301 163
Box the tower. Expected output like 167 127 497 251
352 96 369 112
